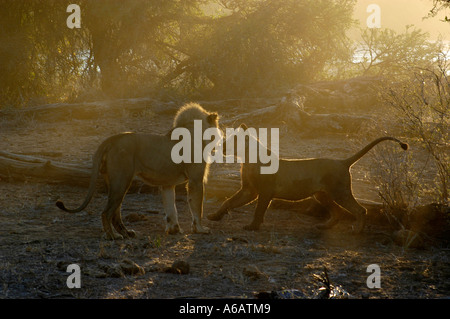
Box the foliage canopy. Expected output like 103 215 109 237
0 0 357 106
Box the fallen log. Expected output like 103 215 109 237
221 98 375 134
0 151 159 194
0 151 92 186
0 98 181 123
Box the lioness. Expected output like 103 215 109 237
207 124 408 233
56 103 220 240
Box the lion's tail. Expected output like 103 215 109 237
56 139 109 214
343 136 408 167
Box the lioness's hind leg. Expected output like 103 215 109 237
102 170 133 240
102 203 125 241
334 195 367 233
314 192 343 230
102 195 128 240
112 206 136 238
161 186 182 234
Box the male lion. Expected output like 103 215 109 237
207 124 408 233
56 103 220 240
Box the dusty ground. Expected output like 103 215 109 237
0 99 449 299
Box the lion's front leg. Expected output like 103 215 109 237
161 186 182 234
208 187 258 221
187 179 210 234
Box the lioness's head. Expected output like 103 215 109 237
223 123 255 159
222 123 280 174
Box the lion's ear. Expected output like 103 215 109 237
207 112 219 124
239 123 248 130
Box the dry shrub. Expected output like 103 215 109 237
370 54 449 241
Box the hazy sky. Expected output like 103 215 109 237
353 0 450 40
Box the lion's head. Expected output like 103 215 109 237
173 102 219 130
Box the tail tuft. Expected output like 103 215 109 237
56 200 68 212
400 143 409 151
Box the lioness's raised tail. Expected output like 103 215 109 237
343 136 408 167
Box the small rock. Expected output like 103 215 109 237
107 264 124 278
99 263 124 278
120 259 145 276
165 260 190 275
243 265 265 280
